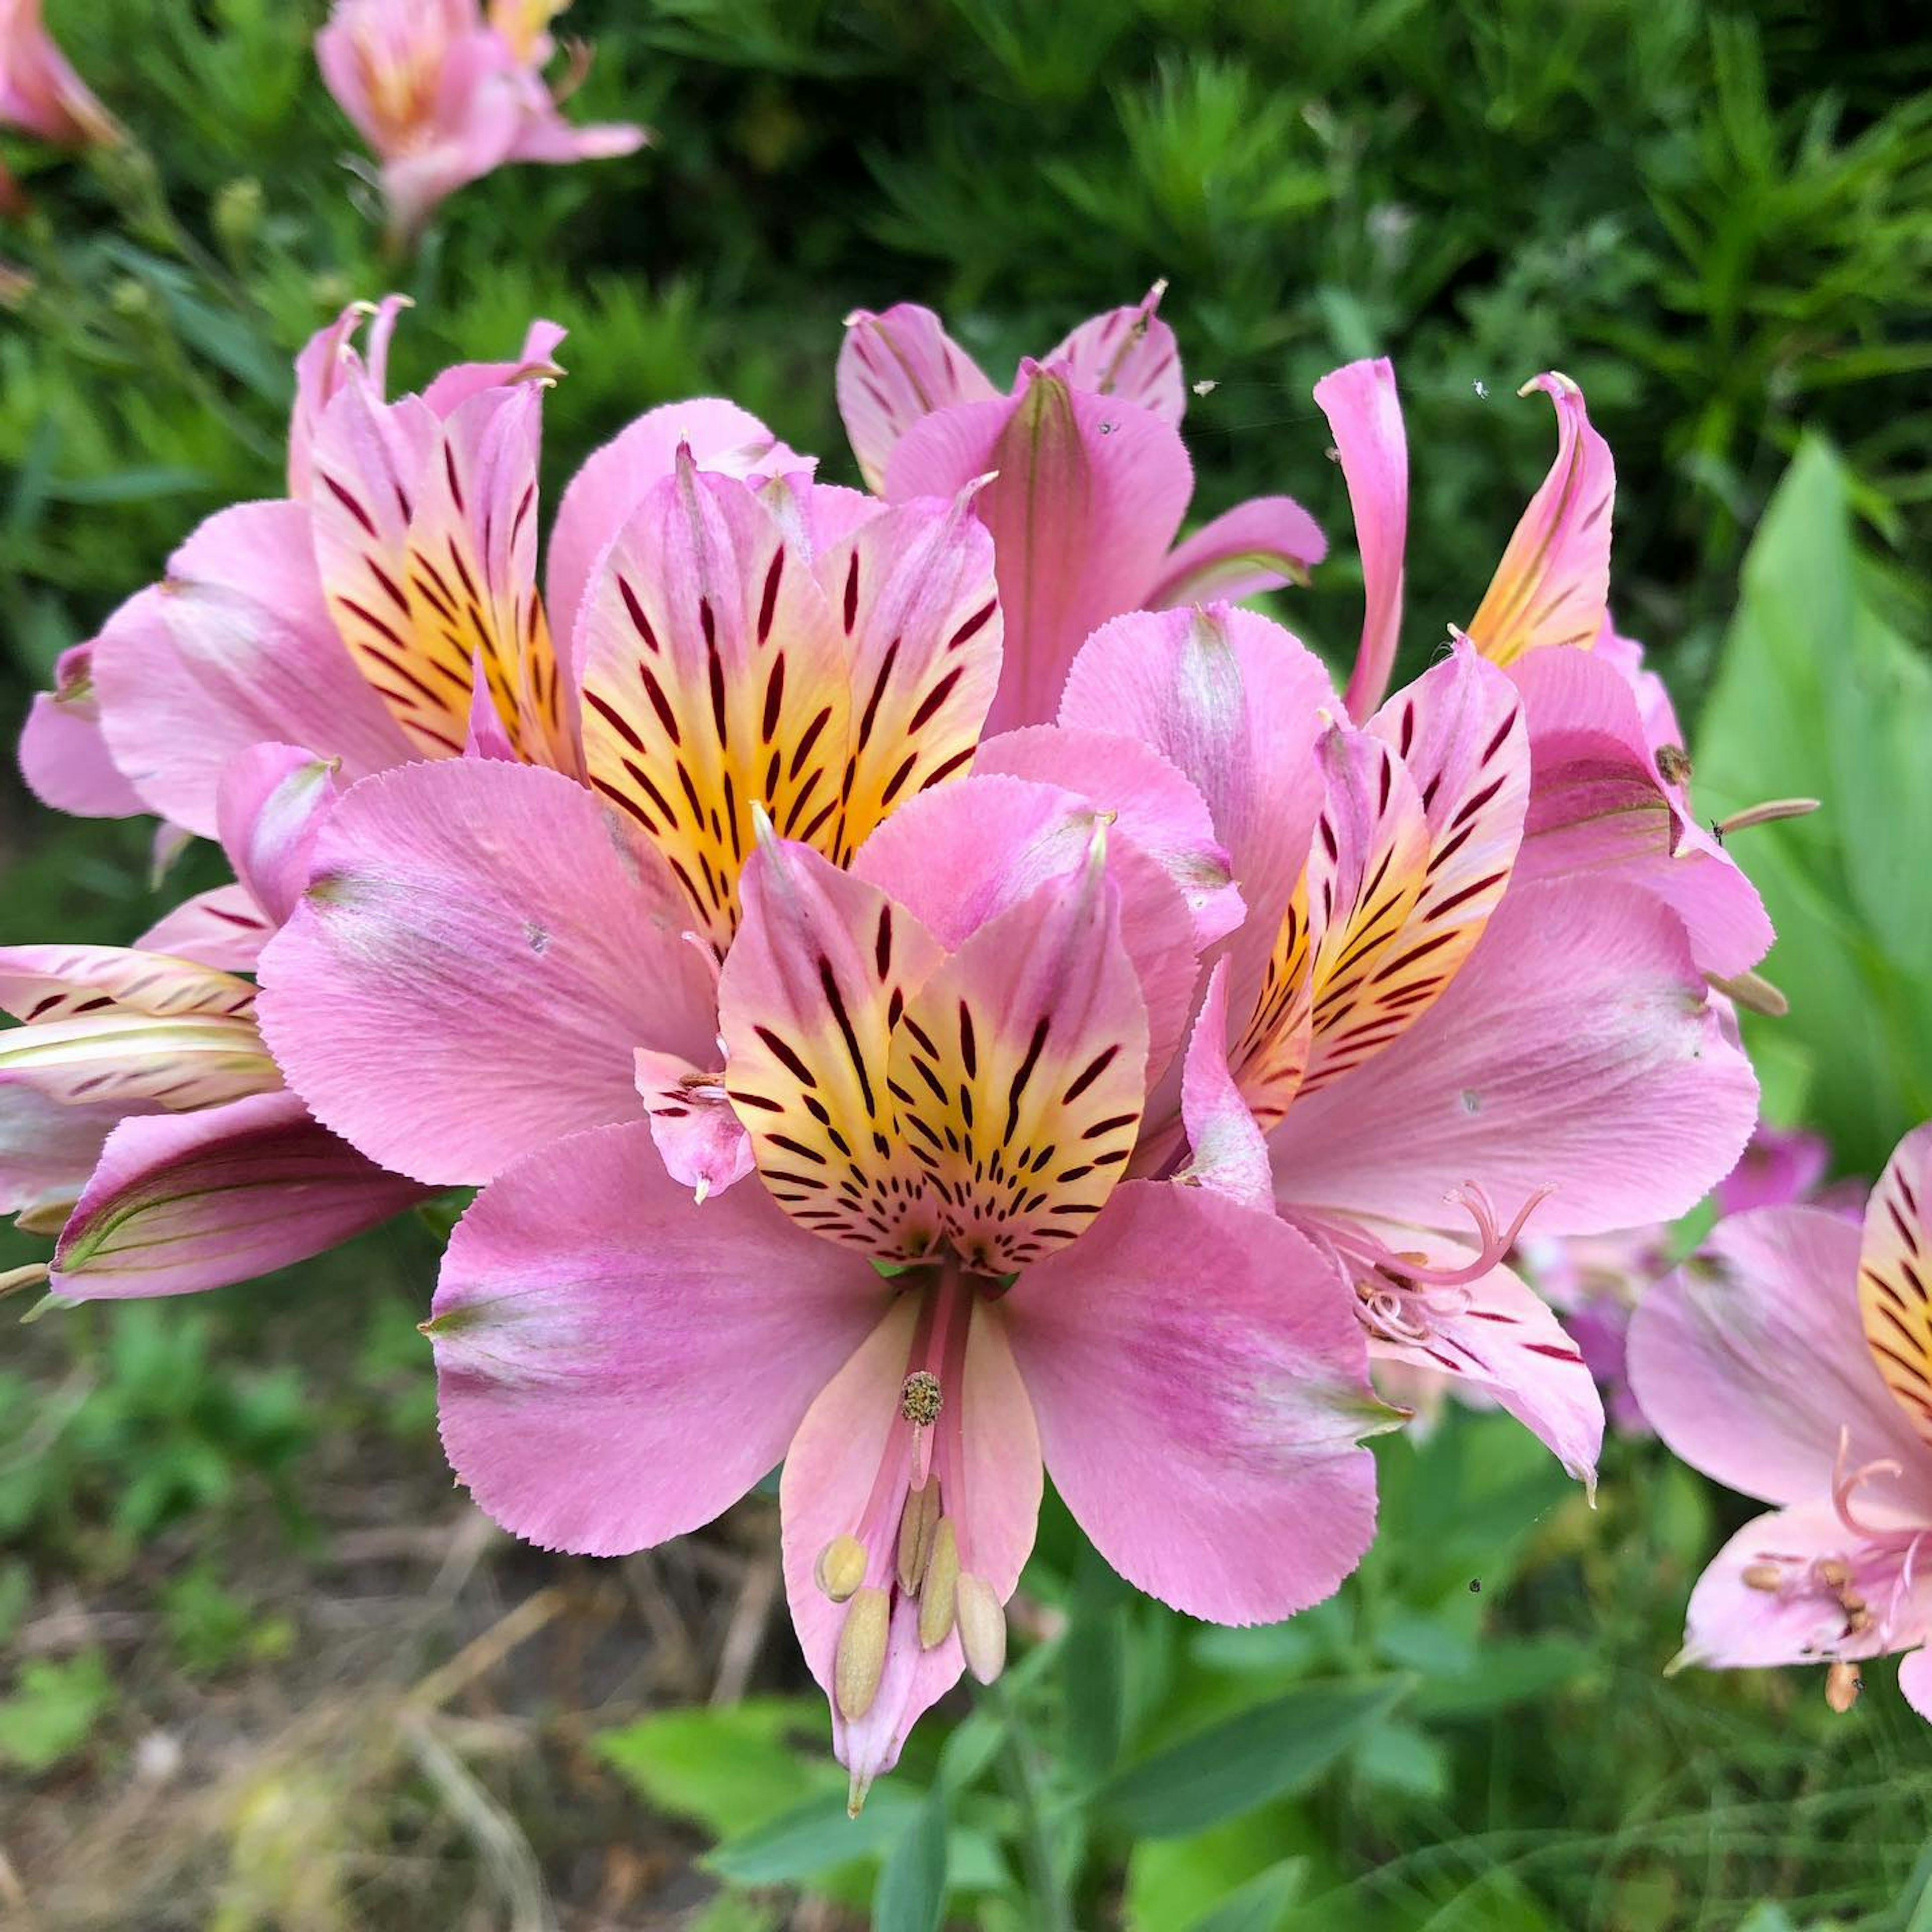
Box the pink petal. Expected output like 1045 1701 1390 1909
887 372 1194 734
1629 1206 1929 1511
257 759 716 1186
1178 959 1271 1212
1314 359 1408 723
1713 1123 1831 1219
0 943 258 1021
136 887 274 973
1058 603 1333 1008
429 1119 880 1554
1853 1124 1932 1450
50 1091 429 1300
1677 1499 1932 1673
504 100 649 166
972 724 1243 949
92 502 413 837
1003 1180 1381 1623
1267 876 1758 1239
0 1083 124 1217
417 318 570 419
781 1295 1040 1788
18 645 144 819
0 0 120 144
1041 287 1185 425
1465 374 1616 669
288 295 410 500
1508 642 1772 978
1146 496 1328 608
215 743 342 929
633 1046 755 1200
813 490 1004 861
547 397 797 681
837 305 999 494
1363 1250 1603 1485
1900 1647 1932 1722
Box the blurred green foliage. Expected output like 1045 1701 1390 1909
4 0 1931 1926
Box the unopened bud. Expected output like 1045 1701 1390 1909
955 1571 1006 1684
1826 1659 1862 1713
835 1587 891 1720
896 1478 941 1595
1740 1562 1783 1592
814 1534 867 1602
918 1520 960 1650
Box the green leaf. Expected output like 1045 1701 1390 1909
705 1785 924 1885
595 1697 841 1840
874 1790 949 1932
1098 1676 1411 1837
0 1651 114 1773
1191 1859 1310 1932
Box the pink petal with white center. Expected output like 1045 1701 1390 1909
19 645 144 818
1179 959 1271 1213
257 759 716 1187
577 459 854 949
719 838 944 1260
215 743 342 929
837 305 1000 494
1003 1181 1381 1624
633 1047 755 1200
1146 496 1329 609
1041 287 1185 424
1358 1247 1603 1485
548 398 802 678
430 1120 881 1555
972 725 1243 949
1465 374 1616 669
1855 1125 1932 1448
1630 1206 1931 1511
1676 1500 1932 1674
814 490 1004 862
1508 642 1772 977
781 1294 1040 1790
887 372 1194 734
288 296 409 501
1058 603 1334 1005
1314 359 1408 723
91 504 414 838
136 888 274 974
1267 876 1758 1240
0 1083 125 1217
850 774 1199 1086
50 1091 430 1300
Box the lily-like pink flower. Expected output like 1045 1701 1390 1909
1629 1123 1932 1720
0 0 120 151
315 0 646 250
19 299 800 844
837 289 1327 733
0 746 427 1298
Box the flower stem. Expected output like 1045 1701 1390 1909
991 1680 1075 1932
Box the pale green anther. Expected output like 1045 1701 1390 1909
917 1519 960 1650
815 1534 868 1602
895 1477 941 1594
835 1587 891 1720
954 1571 1007 1684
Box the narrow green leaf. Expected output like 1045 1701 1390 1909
705 1785 923 1884
874 1791 949 1932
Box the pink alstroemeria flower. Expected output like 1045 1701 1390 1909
316 0 646 250
0 745 427 1298
1312 358 1783 984
20 299 802 848
1630 1123 1932 1719
0 0 120 152
838 289 1328 734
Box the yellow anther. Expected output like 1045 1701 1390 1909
954 1571 1007 1685
1740 1562 1783 1592
835 1587 891 1720
1816 1558 1853 1590
900 1370 943 1427
896 1479 941 1595
918 1520 960 1651
814 1534 867 1603
1825 1659 1863 1713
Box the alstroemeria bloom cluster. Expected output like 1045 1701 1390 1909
316 0 646 248
9 290 1780 1797
1630 1124 1932 1719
